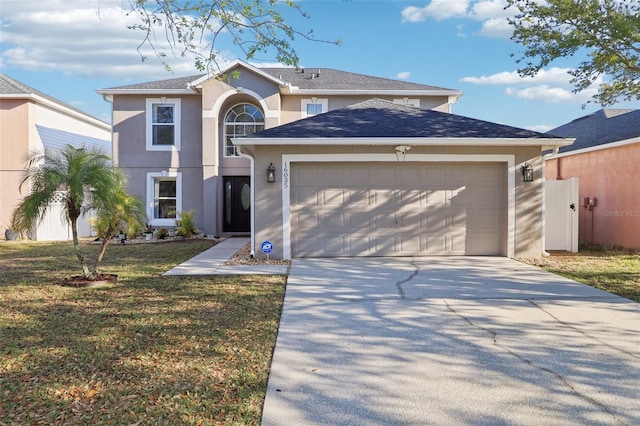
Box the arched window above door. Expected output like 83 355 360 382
223 103 265 157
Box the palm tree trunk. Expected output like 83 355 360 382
71 216 91 278
93 231 114 276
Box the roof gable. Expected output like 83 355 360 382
548 109 640 153
0 74 108 126
246 98 556 140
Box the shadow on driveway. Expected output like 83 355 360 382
262 257 640 425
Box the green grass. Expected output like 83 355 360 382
525 245 640 302
0 240 286 425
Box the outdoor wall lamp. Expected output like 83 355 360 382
521 163 534 182
266 163 276 183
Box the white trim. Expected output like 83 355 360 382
210 88 279 121
146 171 183 227
236 136 574 150
237 146 256 258
146 98 181 152
546 136 640 158
281 153 516 259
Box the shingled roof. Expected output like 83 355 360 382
99 61 458 94
259 67 453 92
243 99 558 140
548 109 640 153
0 74 108 125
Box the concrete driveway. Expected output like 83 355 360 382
262 257 640 425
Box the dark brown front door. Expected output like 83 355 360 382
223 176 251 233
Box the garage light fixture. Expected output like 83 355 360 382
521 163 534 182
266 163 276 183
395 145 411 162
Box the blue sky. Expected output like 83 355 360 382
2 0 638 131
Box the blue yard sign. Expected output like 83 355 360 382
261 241 273 255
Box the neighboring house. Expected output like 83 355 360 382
545 109 640 249
0 74 111 241
97 59 572 259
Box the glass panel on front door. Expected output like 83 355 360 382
223 176 251 233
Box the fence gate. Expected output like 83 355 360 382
544 178 579 252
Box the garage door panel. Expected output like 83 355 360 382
292 189 319 205
322 212 345 229
294 212 319 229
291 162 505 257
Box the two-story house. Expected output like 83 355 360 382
98 60 462 236
1 74 111 241
98 60 572 259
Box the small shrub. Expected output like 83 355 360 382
175 210 197 238
157 228 168 239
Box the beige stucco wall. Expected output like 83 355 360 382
0 99 32 236
279 95 453 124
545 142 640 249
246 143 543 259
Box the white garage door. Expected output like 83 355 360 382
290 162 506 257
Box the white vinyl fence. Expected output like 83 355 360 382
33 191 96 241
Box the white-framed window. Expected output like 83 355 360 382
393 98 421 108
146 98 181 151
146 172 182 226
224 103 265 157
301 98 328 118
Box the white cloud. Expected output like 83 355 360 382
396 71 411 79
462 67 601 104
461 67 577 85
526 124 555 133
401 0 469 22
402 0 516 39
0 0 227 79
479 18 513 38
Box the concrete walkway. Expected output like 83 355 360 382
262 257 640 425
163 237 289 276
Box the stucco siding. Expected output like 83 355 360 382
545 143 640 249
0 99 31 236
250 144 543 259
279 95 453 124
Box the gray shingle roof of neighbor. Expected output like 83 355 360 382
548 109 640 153
245 98 559 139
0 74 108 125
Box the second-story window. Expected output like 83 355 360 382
301 98 328 118
146 98 181 151
224 103 264 157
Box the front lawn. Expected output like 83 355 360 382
0 240 286 425
521 245 640 302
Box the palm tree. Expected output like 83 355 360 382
11 145 127 279
91 173 146 276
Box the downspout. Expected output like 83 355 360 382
541 147 560 256
237 145 256 258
